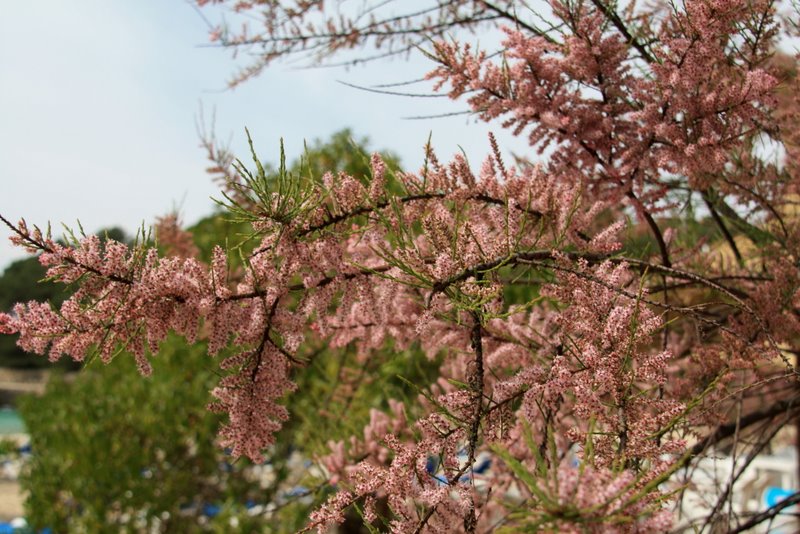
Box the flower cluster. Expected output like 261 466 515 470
428 0 778 208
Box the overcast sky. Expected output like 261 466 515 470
0 0 531 271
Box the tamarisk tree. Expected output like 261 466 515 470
4 0 800 532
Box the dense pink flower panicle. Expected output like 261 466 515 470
428 0 779 210
539 259 684 462
9 234 213 375
0 313 15 335
209 344 294 463
155 212 200 259
312 394 488 533
2 217 301 461
540 462 674 533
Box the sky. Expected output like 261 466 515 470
0 0 530 271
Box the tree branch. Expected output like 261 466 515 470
589 0 655 64
728 490 800 534
689 397 800 458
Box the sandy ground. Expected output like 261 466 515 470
0 433 28 521
0 480 24 520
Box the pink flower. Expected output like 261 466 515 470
0 313 16 335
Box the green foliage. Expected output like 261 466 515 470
17 334 266 533
0 257 62 313
621 215 719 260
292 128 401 181
288 340 442 454
0 437 18 456
190 128 401 263
185 213 247 265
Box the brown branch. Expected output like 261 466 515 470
0 213 137 287
430 249 749 304
219 14 502 48
589 0 656 63
414 312 487 534
249 285 282 381
728 490 800 534
626 191 671 268
699 412 786 531
249 191 543 258
5 209 759 342
689 397 800 458
526 259 735 334
478 1 559 45
702 191 743 264
464 310 485 533
302 193 542 237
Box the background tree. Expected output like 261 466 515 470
19 334 269 532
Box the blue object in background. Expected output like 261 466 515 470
764 486 797 508
285 486 308 497
473 456 491 474
218 461 234 473
426 454 492 485
425 457 436 474
202 503 221 517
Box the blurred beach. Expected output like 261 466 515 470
0 433 27 521
0 480 24 521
